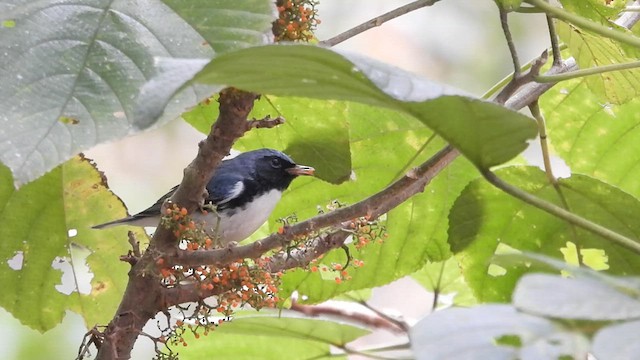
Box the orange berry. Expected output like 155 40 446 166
310 266 318 272
335 277 342 284
180 207 188 216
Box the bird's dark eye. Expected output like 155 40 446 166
270 158 282 168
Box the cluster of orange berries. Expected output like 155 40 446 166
273 0 320 42
203 259 282 316
306 205 388 284
351 215 387 250
161 204 216 250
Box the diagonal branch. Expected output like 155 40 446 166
174 145 459 268
320 0 440 47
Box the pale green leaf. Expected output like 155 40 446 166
540 76 640 198
514 273 640 320
557 23 640 104
411 304 589 360
180 314 369 360
0 156 144 331
592 320 640 359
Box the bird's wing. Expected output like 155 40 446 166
206 174 246 206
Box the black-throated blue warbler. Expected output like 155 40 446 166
93 149 315 244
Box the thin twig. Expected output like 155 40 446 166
494 50 548 104
247 115 286 129
529 101 583 265
499 6 521 78
290 299 405 333
128 231 141 258
357 300 411 332
544 1 562 66
320 0 439 47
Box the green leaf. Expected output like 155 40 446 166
559 0 626 24
161 0 275 53
180 314 369 360
448 166 640 302
184 94 480 303
410 304 589 360
0 156 143 331
0 0 274 186
540 77 640 198
592 320 640 359
514 273 640 320
146 44 537 170
184 96 352 184
556 23 640 104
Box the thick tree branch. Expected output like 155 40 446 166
95 89 259 360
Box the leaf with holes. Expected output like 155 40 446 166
448 166 640 302
0 156 145 331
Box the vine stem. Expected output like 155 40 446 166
529 101 583 266
498 6 522 77
480 169 640 255
535 60 640 83
526 0 640 49
320 0 440 46
544 0 562 66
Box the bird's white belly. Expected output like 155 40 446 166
195 189 283 245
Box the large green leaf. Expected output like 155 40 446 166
0 156 143 331
556 22 640 104
0 0 274 186
143 44 538 170
448 166 640 302
257 101 478 302
411 304 589 360
183 96 480 303
180 313 369 360
184 96 352 184
411 257 477 307
540 76 640 198
559 0 626 24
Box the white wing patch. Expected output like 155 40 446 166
219 181 245 204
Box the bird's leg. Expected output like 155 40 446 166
201 203 223 247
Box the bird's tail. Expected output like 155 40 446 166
92 214 160 229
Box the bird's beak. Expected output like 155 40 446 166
286 165 315 176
